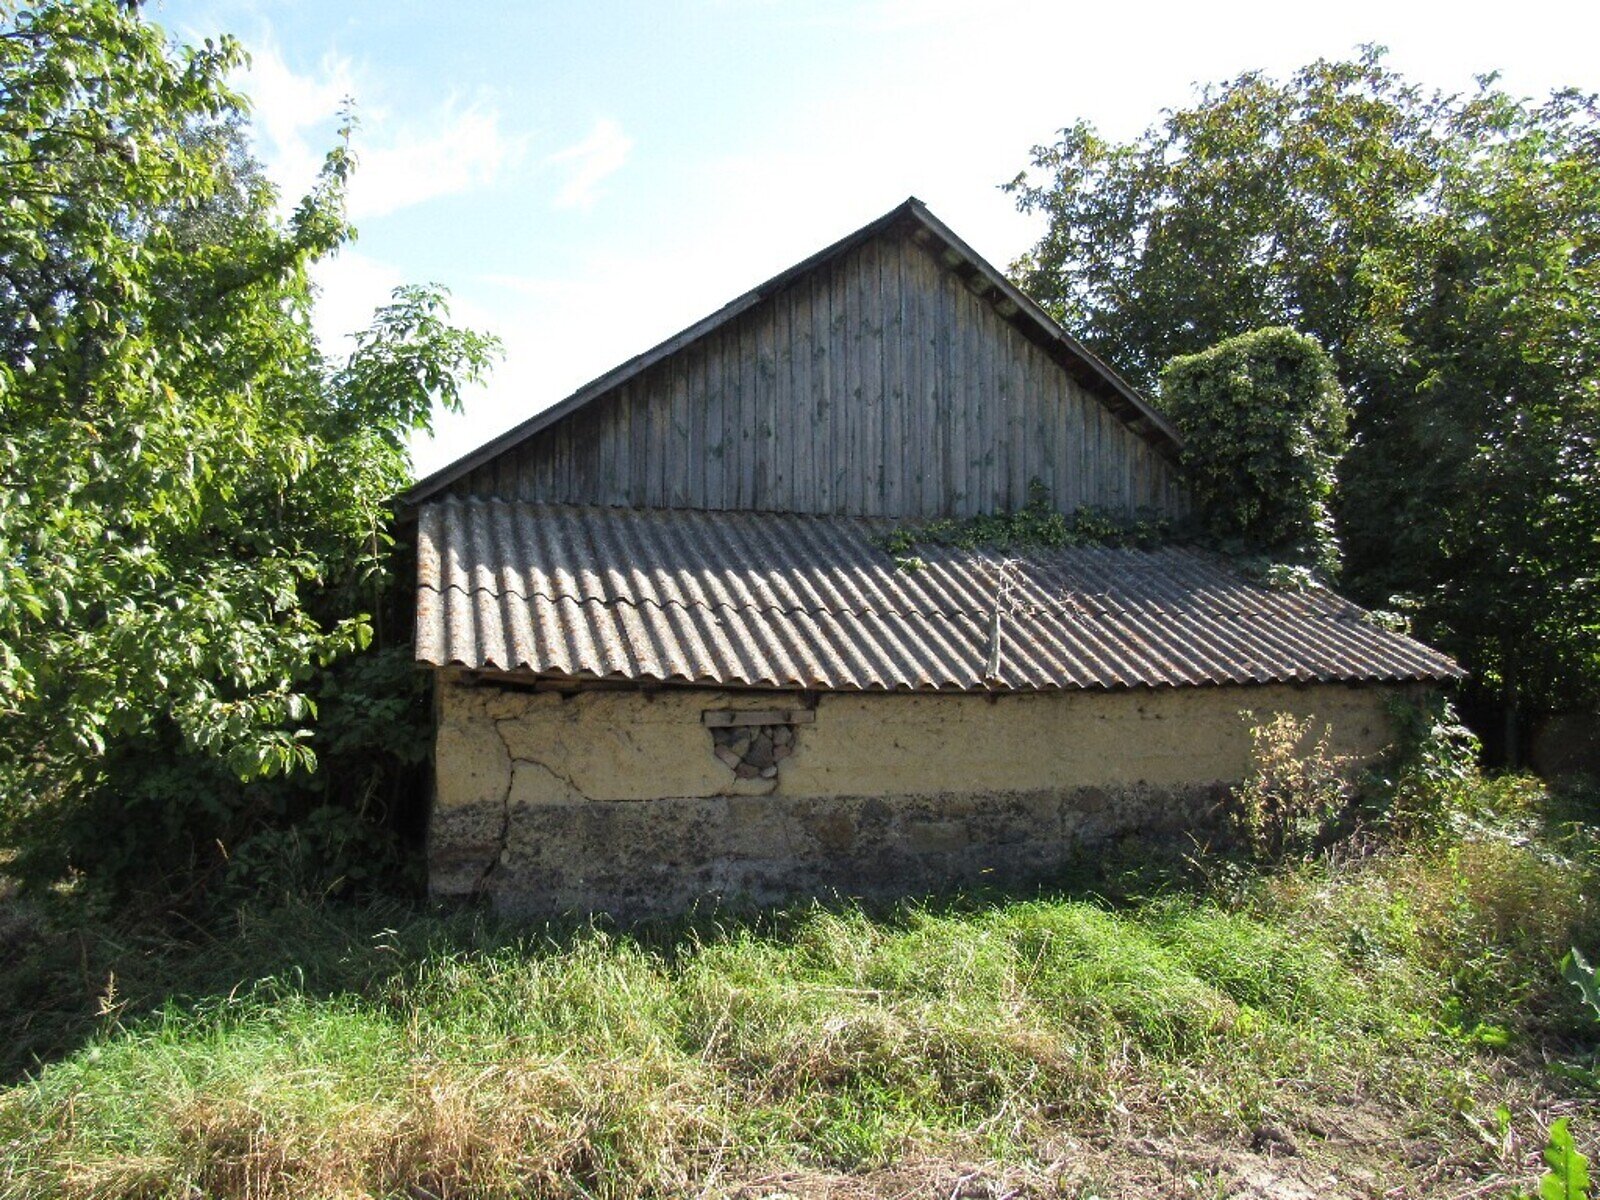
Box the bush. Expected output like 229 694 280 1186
1160 327 1350 575
1364 694 1483 838
1231 711 1354 862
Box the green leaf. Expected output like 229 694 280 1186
1540 1119 1590 1200
1563 950 1600 1021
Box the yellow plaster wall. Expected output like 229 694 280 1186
436 679 1398 807
428 675 1406 914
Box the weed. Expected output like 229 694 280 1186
1232 711 1354 862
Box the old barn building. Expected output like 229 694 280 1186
407 198 1458 916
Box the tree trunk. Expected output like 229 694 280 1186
1502 660 1520 770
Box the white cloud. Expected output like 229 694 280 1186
349 103 523 220
546 118 633 210
233 35 520 222
236 37 356 208
309 249 407 354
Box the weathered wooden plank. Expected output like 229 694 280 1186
682 342 703 508
736 310 756 509
788 281 812 512
904 238 928 517
919 245 946 515
433 222 1187 522
893 236 915 518
767 295 784 505
771 286 790 510
1007 322 1025 510
1084 383 1101 512
615 384 634 506
1063 385 1081 511
939 263 959 515
959 269 981 516
595 393 617 506
976 296 997 512
646 352 666 507
752 303 773 508
664 353 685 507
860 237 884 514
710 324 729 508
515 436 532 501
811 265 829 511
973 276 993 513
1091 397 1109 511
878 238 899 516
840 253 862 515
622 380 642 506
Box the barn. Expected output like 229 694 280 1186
406 198 1459 916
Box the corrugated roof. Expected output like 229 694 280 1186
415 498 1461 692
403 197 1181 507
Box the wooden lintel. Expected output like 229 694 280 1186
701 708 817 727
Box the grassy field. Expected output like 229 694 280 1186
2 782 1599 1198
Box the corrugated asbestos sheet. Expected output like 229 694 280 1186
415 498 1462 692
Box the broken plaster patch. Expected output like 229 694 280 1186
710 723 796 795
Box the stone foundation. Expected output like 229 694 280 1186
428 675 1406 917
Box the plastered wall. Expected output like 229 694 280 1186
428 674 1405 916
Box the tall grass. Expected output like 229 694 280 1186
3 811 1597 1199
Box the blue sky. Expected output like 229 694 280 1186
148 0 1600 479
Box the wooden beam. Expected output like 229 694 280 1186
702 708 817 727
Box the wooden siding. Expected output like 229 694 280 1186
456 227 1187 519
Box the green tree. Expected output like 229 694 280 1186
1160 327 1348 575
0 1 500 896
1007 50 1600 744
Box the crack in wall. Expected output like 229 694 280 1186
475 715 590 896
473 717 520 896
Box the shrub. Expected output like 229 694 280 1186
1231 711 1354 862
1364 694 1483 838
1160 327 1350 575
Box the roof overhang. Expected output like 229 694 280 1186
416 498 1465 692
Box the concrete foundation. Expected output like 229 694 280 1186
428 674 1405 916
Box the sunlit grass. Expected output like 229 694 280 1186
1 817 1597 1198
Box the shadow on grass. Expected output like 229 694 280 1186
0 832 1215 1085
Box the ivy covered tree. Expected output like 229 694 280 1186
0 2 500 896
1160 328 1348 576
1007 49 1600 746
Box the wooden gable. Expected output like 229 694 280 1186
411 200 1187 520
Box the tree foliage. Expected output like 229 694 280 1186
1160 327 1348 574
1007 49 1600 721
0 1 500 897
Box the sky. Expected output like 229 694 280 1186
147 0 1600 480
